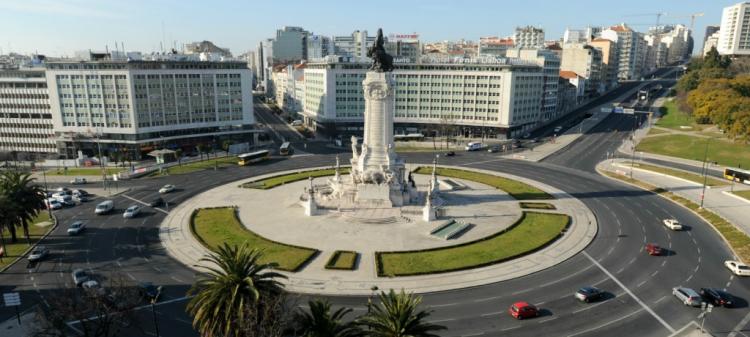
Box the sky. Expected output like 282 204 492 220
0 0 738 57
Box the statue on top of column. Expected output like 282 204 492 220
367 28 394 72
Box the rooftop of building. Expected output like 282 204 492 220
559 70 580 79
45 59 249 71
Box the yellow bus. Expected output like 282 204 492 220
279 142 293 156
724 167 750 184
238 150 270 166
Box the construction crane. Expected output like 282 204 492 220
624 12 667 31
669 13 705 31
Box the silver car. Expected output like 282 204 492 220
72 268 89 286
123 205 141 218
28 246 49 262
673 287 702 307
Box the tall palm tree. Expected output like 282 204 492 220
0 171 45 243
186 243 287 337
358 289 446 337
295 299 363 337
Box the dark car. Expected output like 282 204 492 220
445 151 455 157
575 286 604 302
138 282 162 303
700 288 734 307
148 196 164 207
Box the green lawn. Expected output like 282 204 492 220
377 212 569 276
0 211 54 270
647 128 669 135
733 190 750 202
602 171 750 263
241 168 350 189
413 167 553 200
324 250 358 270
191 207 318 271
158 156 238 175
395 144 462 153
631 163 728 187
655 100 702 130
47 167 123 176
636 134 750 169
519 202 556 210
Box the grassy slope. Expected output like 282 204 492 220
242 168 350 189
631 163 728 187
0 212 54 270
636 134 750 169
414 167 553 200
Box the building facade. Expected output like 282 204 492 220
272 26 309 63
560 43 603 97
718 2 750 56
514 26 545 49
589 38 618 90
505 49 560 121
333 30 376 59
0 67 56 157
45 60 256 158
385 34 422 62
601 24 647 80
307 35 333 60
478 37 515 57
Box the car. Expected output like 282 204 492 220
663 219 683 230
509 301 538 320
646 243 662 256
700 288 734 307
56 187 71 194
724 260 750 276
82 280 106 296
465 142 483 151
138 282 162 303
487 145 500 153
54 194 75 206
45 198 62 210
445 151 455 157
70 177 87 185
531 137 540 143
72 189 89 196
123 205 141 218
73 194 90 202
554 126 563 134
159 184 175 194
148 196 164 207
27 246 49 262
575 286 603 302
72 268 90 286
95 200 114 215
67 221 86 235
673 287 703 307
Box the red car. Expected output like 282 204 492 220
646 243 662 256
509 301 539 320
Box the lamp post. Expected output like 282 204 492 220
42 169 52 219
699 138 712 209
150 287 163 337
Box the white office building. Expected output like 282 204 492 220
307 35 333 60
718 2 750 56
514 26 545 49
272 26 309 63
0 67 56 157
45 60 257 158
505 49 560 121
301 56 544 138
333 30 376 58
601 24 647 80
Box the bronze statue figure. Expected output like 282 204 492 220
367 28 394 72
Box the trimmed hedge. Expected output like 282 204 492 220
324 250 359 270
413 167 553 200
241 167 351 190
376 212 570 277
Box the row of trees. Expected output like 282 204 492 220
675 47 750 141
187 243 446 337
0 171 46 248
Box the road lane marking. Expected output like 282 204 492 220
121 194 169 214
583 251 675 333
500 326 521 331
566 308 644 337
539 316 558 323
480 311 504 317
728 311 750 337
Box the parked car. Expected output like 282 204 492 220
465 142 483 151
72 189 89 196
53 193 75 206
663 219 683 230
82 280 105 296
159 184 175 194
646 243 662 256
138 282 162 303
123 205 141 218
95 200 114 215
724 260 750 276
27 246 49 262
73 194 90 202
508 301 539 320
56 187 71 194
71 268 90 287
148 196 164 207
700 288 734 307
487 145 500 153
575 286 603 303
45 198 63 210
445 151 455 157
67 221 86 235
522 132 531 139
70 177 87 185
672 287 703 307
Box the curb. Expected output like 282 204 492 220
596 164 747 263
612 162 712 189
722 190 750 205
0 213 58 273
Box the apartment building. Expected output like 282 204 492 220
0 67 56 157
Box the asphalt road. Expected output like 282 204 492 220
2 66 749 337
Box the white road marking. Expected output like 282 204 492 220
432 302 459 308
500 326 521 331
566 308 645 337
126 272 136 281
654 295 668 304
583 251 675 333
728 311 750 337
121 194 169 214
685 274 693 283
539 316 558 323
651 270 659 277
637 280 647 288
480 311 504 317
170 276 185 283
429 318 456 323
572 299 610 314
473 295 503 303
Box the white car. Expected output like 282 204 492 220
123 205 141 218
663 219 683 231
67 221 86 235
45 198 62 210
28 246 50 262
158 184 175 194
724 260 750 276
70 177 87 185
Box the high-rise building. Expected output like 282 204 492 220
384 33 422 62
505 48 560 121
563 27 600 44
45 60 257 158
333 30 376 58
307 35 333 60
718 2 750 56
589 38 618 90
601 24 647 80
513 26 545 49
560 43 603 97
0 67 56 157
272 26 310 63
703 31 722 56
703 25 721 48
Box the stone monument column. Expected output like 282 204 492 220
357 72 396 174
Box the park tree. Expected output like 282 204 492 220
357 289 445 337
0 171 46 243
294 299 363 337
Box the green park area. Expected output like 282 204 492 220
191 207 318 271
241 168 350 190
631 163 728 187
413 167 553 200
325 250 358 270
637 134 750 169
47 167 123 176
376 212 569 276
733 190 750 202
155 156 238 176
654 100 704 131
0 212 54 270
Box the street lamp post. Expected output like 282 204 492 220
699 138 712 209
42 169 52 219
150 287 162 337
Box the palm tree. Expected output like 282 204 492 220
358 289 446 337
295 299 363 337
186 243 287 337
0 171 46 243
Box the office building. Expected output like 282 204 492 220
45 59 256 158
307 35 333 60
514 26 545 49
0 67 56 157
385 33 422 62
183 41 232 58
718 2 750 56
505 48 560 121
272 26 309 63
333 30 376 58
601 24 647 80
703 31 722 55
589 38 618 90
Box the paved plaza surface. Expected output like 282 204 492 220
160 164 597 295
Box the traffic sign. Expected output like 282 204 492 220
3 292 20 307
623 108 635 114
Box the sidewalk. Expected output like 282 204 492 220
602 158 750 238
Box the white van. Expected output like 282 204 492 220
291 120 303 127
465 142 483 151
95 200 114 215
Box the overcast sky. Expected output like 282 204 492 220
0 0 736 57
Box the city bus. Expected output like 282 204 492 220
237 150 270 166
279 142 293 156
724 167 750 184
